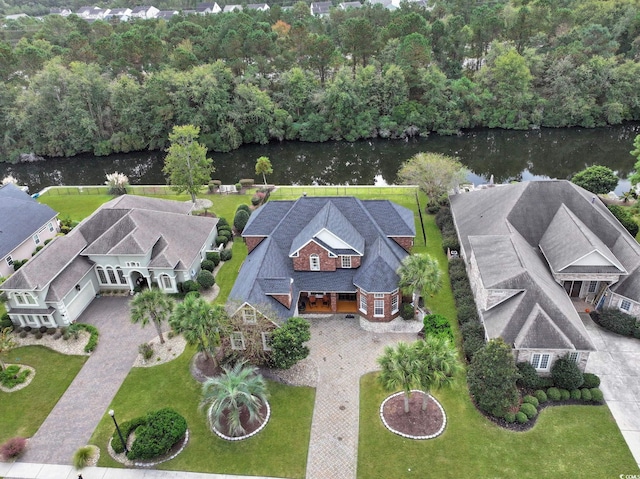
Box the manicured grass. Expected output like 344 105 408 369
214 241 248 305
358 372 637 479
38 194 113 222
0 346 87 443
90 345 314 478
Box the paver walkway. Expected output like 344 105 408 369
581 313 640 470
19 297 158 464
304 315 415 479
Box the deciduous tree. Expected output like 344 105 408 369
397 152 467 205
255 156 273 185
571 165 618 194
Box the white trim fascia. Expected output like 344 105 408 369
557 249 625 273
316 227 363 256
289 238 332 258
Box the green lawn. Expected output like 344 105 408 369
0 346 87 443
38 194 114 222
358 372 637 478
214 240 248 305
90 344 314 478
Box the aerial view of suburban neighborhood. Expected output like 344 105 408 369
1 0 640 478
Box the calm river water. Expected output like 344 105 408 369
1 124 639 195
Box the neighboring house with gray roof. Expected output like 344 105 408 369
1 195 217 329
0 183 59 279
450 180 640 373
227 196 415 352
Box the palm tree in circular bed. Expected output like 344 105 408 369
414 334 461 412
377 341 421 414
397 253 442 312
200 361 269 437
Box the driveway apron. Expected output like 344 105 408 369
304 316 415 479
581 313 640 469
19 297 158 464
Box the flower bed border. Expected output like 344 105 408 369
379 390 447 440
212 400 271 441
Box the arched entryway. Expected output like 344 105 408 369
130 271 149 291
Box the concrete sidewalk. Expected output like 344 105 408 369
0 462 285 479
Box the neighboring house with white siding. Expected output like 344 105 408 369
450 180 640 374
1 195 217 328
0 183 59 279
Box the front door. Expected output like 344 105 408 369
563 281 583 298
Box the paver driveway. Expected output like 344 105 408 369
581 313 640 470
20 296 158 464
304 316 416 479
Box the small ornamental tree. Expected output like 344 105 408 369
467 338 520 418
255 156 273 185
270 316 311 369
234 209 251 233
551 355 584 390
571 165 618 195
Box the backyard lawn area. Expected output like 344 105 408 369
90 344 314 478
0 346 87 443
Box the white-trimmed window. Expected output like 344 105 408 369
374 299 384 317
33 234 40 245
261 332 272 351
341 256 351 268
97 266 107 284
6 255 13 266
126 261 141 267
567 352 580 364
531 353 551 371
359 291 368 313
231 332 246 350
620 299 632 311
107 268 117 284
391 294 399 314
25 293 36 305
242 305 257 324
588 281 597 293
15 293 25 305
310 254 320 271
48 222 54 232
160 274 172 289
374 293 384 298
117 267 126 284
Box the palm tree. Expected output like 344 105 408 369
200 361 269 437
0 327 17 372
414 334 462 411
377 341 421 413
169 295 228 367
397 253 442 312
130 288 175 344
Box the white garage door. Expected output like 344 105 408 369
65 282 96 321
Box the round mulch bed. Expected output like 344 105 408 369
380 390 446 439
211 401 271 441
190 351 225 382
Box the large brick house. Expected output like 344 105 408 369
449 180 640 373
227 196 415 334
2 195 218 328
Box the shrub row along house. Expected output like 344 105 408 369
0 183 59 279
1 195 218 328
450 180 640 374
227 196 415 350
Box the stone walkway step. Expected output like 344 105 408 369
0 462 286 479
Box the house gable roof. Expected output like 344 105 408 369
0 183 58 258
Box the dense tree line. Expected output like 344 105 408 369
1 0 640 160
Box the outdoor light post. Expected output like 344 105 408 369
108 409 128 454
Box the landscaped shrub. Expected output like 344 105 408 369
215 236 227 246
46 328 56 335
546 387 561 401
19 331 27 338
128 408 187 460
236 203 251 214
607 204 639 237
69 323 99 353
515 412 528 424
551 355 584 390
422 314 454 341
217 230 231 242
239 179 255 188
590 308 638 337
73 445 95 468
519 402 537 419
590 388 604 403
400 303 414 321
534 390 548 403
580 388 592 402
220 249 232 262
39 325 48 334
0 313 12 329
456 302 479 324
234 209 251 233
460 322 485 361
517 361 542 390
560 389 570 401
182 280 199 293
270 317 311 369
201 260 215 272
442 236 460 255
0 437 27 459
139 343 154 361
582 373 601 388
570 389 581 400
217 217 229 228
206 251 221 265
235 182 243 191
522 395 539 408
111 416 147 454
251 195 262 206
34 332 43 339
504 412 516 423
0 365 30 388
197 270 215 289
217 226 232 236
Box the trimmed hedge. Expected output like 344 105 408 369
234 209 251 233
570 389 581 400
582 372 601 388
201 259 215 272
515 412 528 424
551 355 584 390
580 388 592 402
206 251 221 265
534 389 548 403
517 361 543 390
590 308 639 338
220 249 232 262
590 388 604 402
181 280 199 293
522 395 539 408
111 416 147 454
559 389 570 401
460 322 485 361
197 270 215 289
504 412 516 423
546 387 561 401
127 408 187 460
68 323 99 353
519 402 537 419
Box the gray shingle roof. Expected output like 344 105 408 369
230 196 415 321
46 256 94 302
0 183 58 258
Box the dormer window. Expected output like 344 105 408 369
310 254 320 271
